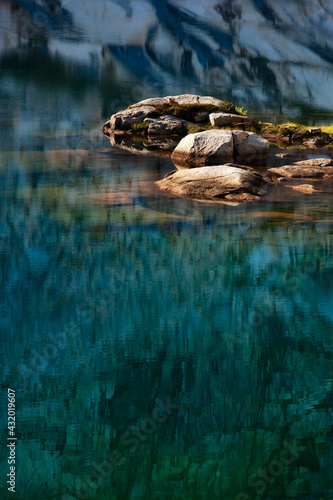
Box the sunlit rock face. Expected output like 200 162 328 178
156 164 270 204
1 0 333 117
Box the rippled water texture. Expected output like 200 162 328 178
0 1 333 499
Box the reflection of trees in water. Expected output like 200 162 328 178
1 158 332 497
1 0 72 41
1 2 333 496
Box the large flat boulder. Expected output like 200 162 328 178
130 94 225 108
293 158 333 167
268 158 333 179
156 164 270 203
171 130 234 167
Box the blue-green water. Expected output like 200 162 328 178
1 2 333 499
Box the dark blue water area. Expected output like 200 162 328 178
1 1 333 499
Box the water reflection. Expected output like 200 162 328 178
1 138 333 498
1 2 333 499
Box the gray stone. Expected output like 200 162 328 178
171 129 234 168
156 164 269 203
268 159 333 178
294 158 333 167
108 106 157 130
233 130 269 164
171 129 269 168
291 128 313 142
144 115 185 135
286 184 318 194
269 166 328 178
209 112 246 127
194 111 209 123
130 94 225 108
128 97 169 108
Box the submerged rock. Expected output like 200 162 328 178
156 164 270 203
269 166 329 179
286 184 318 193
268 158 333 179
294 158 333 167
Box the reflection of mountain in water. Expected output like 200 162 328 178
2 147 333 496
1 0 333 119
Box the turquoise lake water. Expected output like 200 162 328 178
1 2 333 499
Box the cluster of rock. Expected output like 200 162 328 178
262 125 333 147
162 128 271 203
102 94 255 137
102 94 333 204
105 106 186 136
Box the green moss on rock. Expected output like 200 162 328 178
130 122 149 133
153 100 247 121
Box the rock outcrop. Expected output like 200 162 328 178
102 94 252 137
101 95 333 205
171 129 269 168
156 164 270 203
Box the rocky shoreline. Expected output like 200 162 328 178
102 94 333 204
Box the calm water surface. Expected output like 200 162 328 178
1 3 333 499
